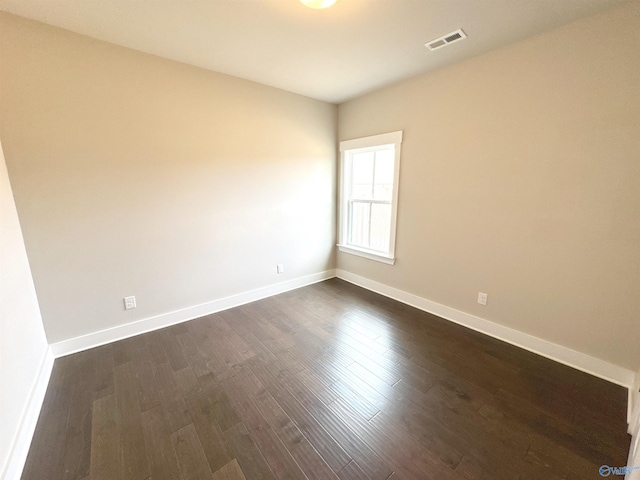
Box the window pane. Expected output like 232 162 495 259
369 203 391 252
349 201 370 248
340 131 401 260
373 148 394 200
352 184 372 198
352 152 374 199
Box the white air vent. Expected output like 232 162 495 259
425 29 467 51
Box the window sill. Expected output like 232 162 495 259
337 244 396 265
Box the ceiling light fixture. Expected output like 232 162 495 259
300 0 337 9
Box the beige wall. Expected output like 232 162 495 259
338 1 640 370
0 12 337 344
0 140 49 477
1 3 638 373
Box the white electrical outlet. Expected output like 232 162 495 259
477 292 488 306
124 296 136 310
276 264 284 274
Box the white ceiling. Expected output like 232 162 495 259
0 0 630 103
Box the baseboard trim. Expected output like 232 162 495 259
51 269 337 358
336 269 636 391
1 346 54 480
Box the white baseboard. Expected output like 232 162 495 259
336 269 636 391
1 347 54 480
51 269 337 358
7 268 635 480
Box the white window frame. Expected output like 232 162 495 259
338 131 402 265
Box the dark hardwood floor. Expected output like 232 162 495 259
21 278 630 480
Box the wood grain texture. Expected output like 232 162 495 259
89 395 122 480
172 423 214 480
114 362 149 480
212 459 249 480
224 422 276 480
21 279 630 480
141 405 182 479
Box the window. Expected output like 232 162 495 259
338 131 402 264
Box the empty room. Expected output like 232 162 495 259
1 0 639 479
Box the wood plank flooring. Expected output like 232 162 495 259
21 279 631 480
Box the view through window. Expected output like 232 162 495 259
338 131 402 264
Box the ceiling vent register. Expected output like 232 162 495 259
425 29 467 51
